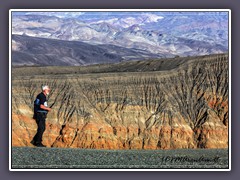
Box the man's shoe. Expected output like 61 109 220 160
30 140 36 146
35 143 46 147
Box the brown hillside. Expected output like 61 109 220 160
11 54 229 149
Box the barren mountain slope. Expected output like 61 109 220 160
12 35 163 66
11 54 228 149
12 12 228 57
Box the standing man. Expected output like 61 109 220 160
31 85 51 147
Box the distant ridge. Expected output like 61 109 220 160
12 53 228 77
12 35 163 66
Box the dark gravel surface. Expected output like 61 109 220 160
11 147 229 169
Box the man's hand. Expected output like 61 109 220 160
40 104 52 112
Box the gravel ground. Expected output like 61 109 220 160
11 147 229 169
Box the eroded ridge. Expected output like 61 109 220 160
12 54 228 149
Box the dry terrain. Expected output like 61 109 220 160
11 53 229 150
12 147 228 169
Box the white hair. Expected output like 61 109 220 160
42 85 49 91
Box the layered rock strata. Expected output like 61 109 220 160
11 54 229 149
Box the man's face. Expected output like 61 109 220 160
45 88 50 95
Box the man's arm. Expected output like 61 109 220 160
40 104 51 111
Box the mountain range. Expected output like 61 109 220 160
11 11 229 66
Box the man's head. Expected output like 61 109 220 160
42 85 50 95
